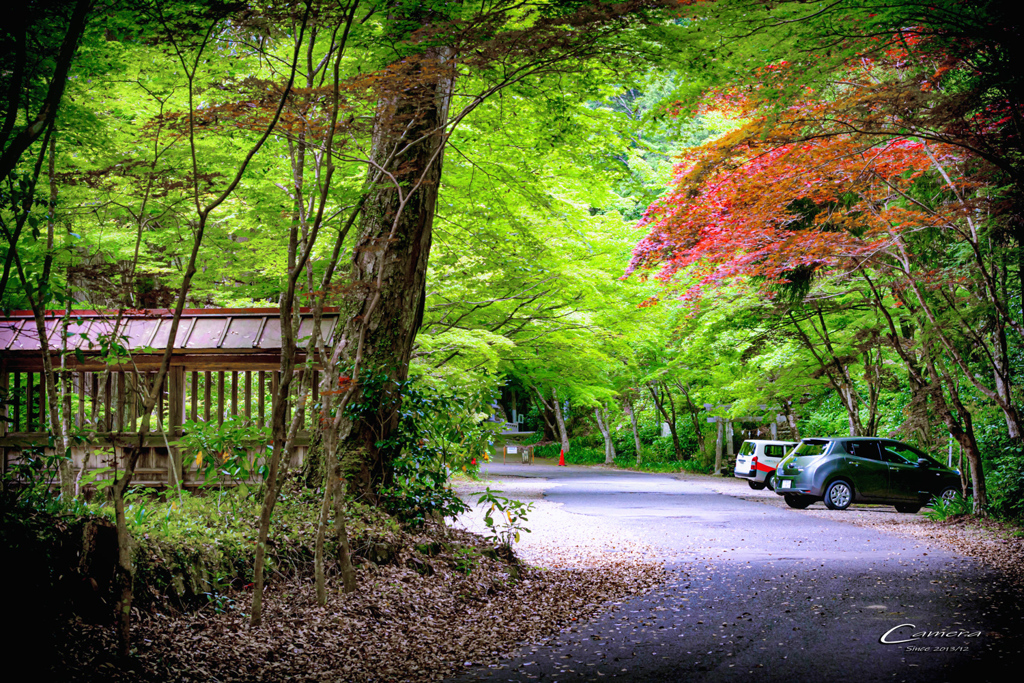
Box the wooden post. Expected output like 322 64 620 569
13 372 21 432
156 373 165 432
190 371 198 422
258 371 266 427
61 368 72 438
168 366 184 488
38 372 47 430
0 370 8 478
231 371 238 418
132 372 142 430
26 372 34 431
203 371 212 422
217 371 225 426
284 371 291 426
244 370 252 426
90 373 99 428
169 367 184 435
271 372 279 424
116 372 127 432
104 373 113 432
76 371 85 428
714 418 723 475
126 372 136 430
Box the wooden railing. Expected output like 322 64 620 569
0 365 318 487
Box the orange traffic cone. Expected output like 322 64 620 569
558 449 566 466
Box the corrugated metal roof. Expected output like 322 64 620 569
0 308 339 355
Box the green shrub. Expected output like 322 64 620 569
612 429 639 458
534 442 560 459
564 446 606 464
533 426 714 471
378 452 469 527
923 491 973 521
521 431 543 445
179 417 271 485
349 370 493 526
987 444 1024 521
476 487 534 549
970 421 1024 521
646 436 676 460
571 433 602 450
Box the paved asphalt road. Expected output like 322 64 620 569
448 463 1023 683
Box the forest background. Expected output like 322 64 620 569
4 0 1024 659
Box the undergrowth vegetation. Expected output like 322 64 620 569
923 491 975 522
529 413 714 473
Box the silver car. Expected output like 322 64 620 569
733 439 798 491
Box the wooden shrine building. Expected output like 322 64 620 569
0 308 337 487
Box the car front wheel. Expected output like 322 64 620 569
824 480 853 510
764 473 776 492
784 494 813 509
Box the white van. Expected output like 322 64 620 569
733 439 798 491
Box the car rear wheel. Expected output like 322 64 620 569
764 473 776 491
748 480 766 490
824 480 853 510
784 494 813 509
938 486 960 504
894 503 921 514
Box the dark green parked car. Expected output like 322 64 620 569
773 437 965 512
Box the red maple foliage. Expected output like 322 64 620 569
628 104 978 300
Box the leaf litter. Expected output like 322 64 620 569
50 481 665 682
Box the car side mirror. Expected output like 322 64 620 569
916 458 931 468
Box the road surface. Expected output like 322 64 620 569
449 463 1023 682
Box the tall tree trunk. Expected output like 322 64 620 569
0 0 91 180
335 43 456 499
532 385 566 448
314 465 333 606
551 387 570 455
673 380 705 452
861 342 882 436
788 311 866 436
534 392 557 442
624 399 643 467
925 352 988 513
714 418 724 473
859 266 988 512
990 320 1020 439
648 381 686 460
116 6 310 640
332 471 357 593
594 406 616 465
890 235 1024 442
781 399 800 441
315 425 357 605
